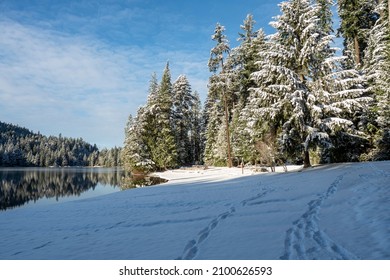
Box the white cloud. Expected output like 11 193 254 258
0 18 209 147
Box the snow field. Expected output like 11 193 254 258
0 161 388 260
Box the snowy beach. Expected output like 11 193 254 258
0 161 389 260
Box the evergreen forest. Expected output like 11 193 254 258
1 0 389 171
0 121 121 167
122 0 390 172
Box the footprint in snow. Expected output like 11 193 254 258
280 173 359 260
178 206 236 260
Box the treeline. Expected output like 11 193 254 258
121 67 203 172
123 0 390 171
0 121 121 167
203 0 390 168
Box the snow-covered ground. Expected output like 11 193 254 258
0 161 389 260
152 165 302 184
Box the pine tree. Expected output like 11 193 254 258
122 113 154 173
141 73 161 161
203 91 224 165
231 105 252 167
363 0 390 160
206 23 233 167
191 91 203 164
151 63 178 169
235 15 266 108
248 0 371 167
337 0 378 66
230 15 266 163
122 66 203 171
208 23 231 72
172 75 194 165
130 67 178 170
122 73 160 172
248 0 321 167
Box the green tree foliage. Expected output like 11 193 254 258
121 113 155 173
205 23 233 167
122 65 203 172
191 91 204 164
0 121 120 167
173 75 195 165
230 15 266 164
337 0 378 66
172 76 203 165
362 0 390 160
234 14 265 109
152 63 178 169
203 77 225 166
121 0 388 169
244 0 371 167
208 23 230 72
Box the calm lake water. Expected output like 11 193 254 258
0 167 167 211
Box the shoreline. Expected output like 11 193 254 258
152 165 303 185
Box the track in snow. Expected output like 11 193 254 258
280 172 359 260
177 183 271 260
178 206 236 260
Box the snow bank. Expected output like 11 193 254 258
152 165 302 184
0 162 388 260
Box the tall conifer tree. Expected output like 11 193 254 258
172 75 194 165
152 63 178 169
337 0 378 66
247 0 370 167
229 15 266 164
363 0 390 159
206 23 233 167
191 91 203 164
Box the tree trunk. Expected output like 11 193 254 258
354 36 361 66
224 94 233 168
303 150 311 168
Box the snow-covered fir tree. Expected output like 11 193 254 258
172 75 195 166
136 73 161 169
230 15 267 164
121 113 155 173
208 23 230 72
122 73 159 173
121 0 388 171
203 83 224 165
205 23 233 167
231 107 254 164
316 0 334 33
234 14 266 109
337 0 379 67
149 63 178 169
122 72 169 172
245 0 371 167
362 0 390 160
122 65 202 172
190 91 204 164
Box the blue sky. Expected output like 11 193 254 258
0 0 284 147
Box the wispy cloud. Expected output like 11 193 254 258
0 17 209 147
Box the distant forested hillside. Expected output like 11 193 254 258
0 121 121 167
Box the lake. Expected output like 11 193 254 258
0 167 167 211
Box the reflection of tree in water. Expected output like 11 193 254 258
120 173 168 190
0 168 123 210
